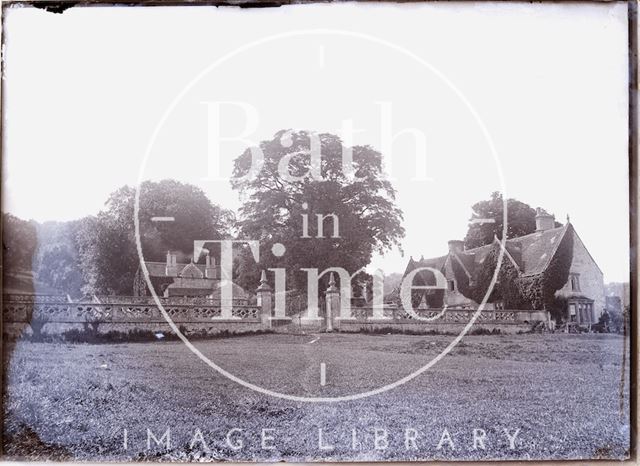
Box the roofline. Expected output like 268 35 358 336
463 225 566 255
449 252 471 279
492 237 522 274
569 225 605 276
519 223 571 277
406 222 604 279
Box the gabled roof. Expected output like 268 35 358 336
514 225 569 276
406 254 448 286
143 261 207 278
409 223 574 280
179 262 204 279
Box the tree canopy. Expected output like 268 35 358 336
3 180 233 297
3 213 38 272
3 214 84 296
77 180 234 295
231 130 405 291
464 191 562 249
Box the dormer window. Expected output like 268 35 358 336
447 280 455 291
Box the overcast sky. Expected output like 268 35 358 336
2 2 630 282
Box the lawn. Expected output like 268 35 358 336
2 332 631 461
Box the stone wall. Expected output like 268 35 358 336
2 294 265 339
331 305 548 334
4 291 551 340
556 230 606 317
336 321 534 335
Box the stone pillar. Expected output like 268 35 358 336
256 270 272 328
270 268 291 324
325 272 340 332
370 270 389 320
301 275 323 324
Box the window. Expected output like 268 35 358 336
579 302 594 324
447 280 455 291
570 273 581 292
569 299 594 324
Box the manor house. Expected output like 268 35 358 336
403 209 605 325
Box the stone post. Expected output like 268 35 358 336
370 270 390 320
270 269 291 324
256 270 272 328
325 272 339 332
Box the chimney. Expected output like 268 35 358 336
165 250 178 277
535 208 555 232
448 240 464 254
205 253 218 279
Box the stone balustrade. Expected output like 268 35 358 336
2 294 250 306
3 288 550 337
3 295 261 324
345 305 546 323
347 304 549 324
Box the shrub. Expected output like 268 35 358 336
350 326 455 336
60 327 274 343
28 318 48 342
469 327 501 336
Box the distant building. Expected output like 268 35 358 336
133 251 248 300
605 281 631 310
403 209 605 325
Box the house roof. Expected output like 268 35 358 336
143 261 207 277
139 261 248 298
404 254 448 286
512 226 568 276
412 224 572 279
179 262 204 279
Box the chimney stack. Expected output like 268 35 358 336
165 250 178 276
204 253 218 279
535 208 555 232
448 240 465 254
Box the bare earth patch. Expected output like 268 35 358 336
2 332 630 461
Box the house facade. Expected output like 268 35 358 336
403 209 605 325
133 251 248 301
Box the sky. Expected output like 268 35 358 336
2 2 630 282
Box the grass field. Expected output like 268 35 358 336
2 332 630 461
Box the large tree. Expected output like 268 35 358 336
76 180 233 295
33 220 85 297
2 213 38 272
231 130 405 292
464 191 562 249
3 214 85 296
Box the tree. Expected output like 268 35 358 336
76 180 233 295
464 191 562 249
2 213 38 272
33 220 84 297
231 130 405 292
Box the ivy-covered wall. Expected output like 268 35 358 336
516 229 573 321
404 225 606 324
554 228 606 319
404 261 445 309
450 228 574 320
